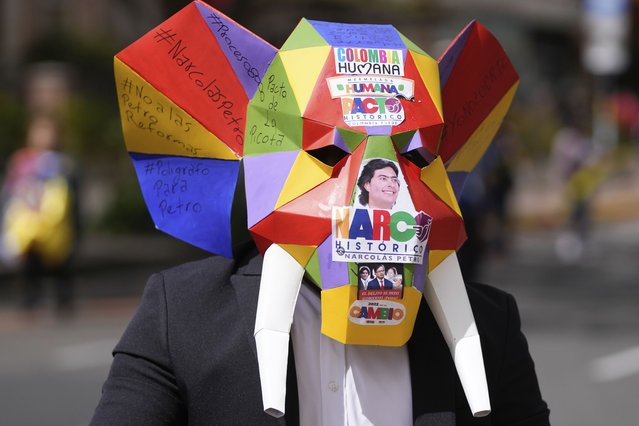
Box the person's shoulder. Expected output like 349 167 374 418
160 255 232 279
4 148 31 171
465 282 518 334
135 252 262 337
137 256 237 318
464 283 550 424
466 282 513 311
153 251 262 295
155 255 234 293
464 282 527 354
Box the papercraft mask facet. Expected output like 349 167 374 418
114 0 518 418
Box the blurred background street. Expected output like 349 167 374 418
1 0 639 425
2 220 639 426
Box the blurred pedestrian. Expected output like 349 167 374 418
550 114 604 262
458 129 516 282
0 115 80 315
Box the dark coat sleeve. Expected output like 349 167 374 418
489 292 550 425
457 284 551 426
90 273 186 425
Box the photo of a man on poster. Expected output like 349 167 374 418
355 158 413 212
356 159 400 209
357 263 404 300
368 264 394 290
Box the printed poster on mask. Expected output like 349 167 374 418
331 158 432 265
328 46 414 127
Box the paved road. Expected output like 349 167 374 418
0 234 203 426
0 222 638 425
0 303 135 426
479 220 639 426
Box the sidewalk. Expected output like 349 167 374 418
0 232 207 277
510 157 639 229
0 233 208 310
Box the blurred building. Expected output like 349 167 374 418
0 0 165 89
1 0 637 225
3 0 637 155
0 0 612 176
0 0 595 96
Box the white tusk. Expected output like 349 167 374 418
424 252 491 417
254 244 304 418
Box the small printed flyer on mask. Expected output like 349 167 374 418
356 262 404 301
328 46 414 127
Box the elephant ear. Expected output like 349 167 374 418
437 20 519 200
113 0 277 257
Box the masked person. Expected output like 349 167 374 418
92 3 549 425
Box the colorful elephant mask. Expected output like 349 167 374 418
114 0 518 418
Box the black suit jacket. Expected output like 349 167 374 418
368 277 394 290
91 254 550 425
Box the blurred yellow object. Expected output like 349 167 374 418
566 164 605 203
2 177 73 267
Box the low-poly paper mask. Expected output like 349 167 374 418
114 0 518 418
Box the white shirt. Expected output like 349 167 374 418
360 279 369 290
291 282 413 426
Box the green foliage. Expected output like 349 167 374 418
508 100 561 160
27 30 116 97
0 95 27 170
96 175 157 234
64 95 123 161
